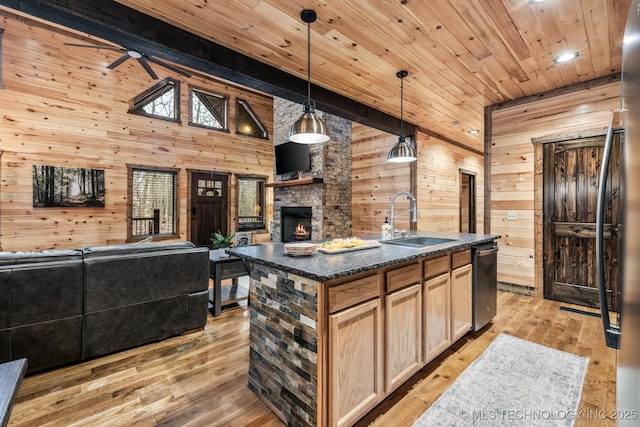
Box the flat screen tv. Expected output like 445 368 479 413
275 142 311 175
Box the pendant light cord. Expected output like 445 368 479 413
300 9 319 115
399 76 404 139
397 70 408 140
307 19 311 106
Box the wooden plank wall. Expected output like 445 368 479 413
489 81 620 294
415 131 484 233
0 11 274 251
351 123 411 235
351 125 484 236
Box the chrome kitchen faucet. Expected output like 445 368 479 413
390 191 418 239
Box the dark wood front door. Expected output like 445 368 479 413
543 132 621 309
190 172 229 248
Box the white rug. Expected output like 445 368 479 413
413 333 589 427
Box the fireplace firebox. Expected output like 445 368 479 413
281 207 312 242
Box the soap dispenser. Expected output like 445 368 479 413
381 217 392 240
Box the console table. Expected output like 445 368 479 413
0 358 27 427
208 251 249 316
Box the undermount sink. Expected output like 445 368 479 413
380 236 458 248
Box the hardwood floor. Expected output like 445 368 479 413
7 292 616 427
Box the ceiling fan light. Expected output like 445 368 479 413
387 138 417 163
290 111 330 144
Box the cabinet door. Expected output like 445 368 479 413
423 272 451 363
385 283 422 392
451 264 472 342
328 298 383 427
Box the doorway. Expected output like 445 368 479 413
190 172 229 248
460 171 476 233
542 132 621 310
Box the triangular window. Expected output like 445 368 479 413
190 86 228 131
236 99 268 139
129 78 180 122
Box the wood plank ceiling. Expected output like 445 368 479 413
3 0 632 152
115 0 632 152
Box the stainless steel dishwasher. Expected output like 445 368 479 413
472 242 498 331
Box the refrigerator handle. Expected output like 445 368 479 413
596 111 621 349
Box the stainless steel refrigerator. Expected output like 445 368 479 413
597 0 640 423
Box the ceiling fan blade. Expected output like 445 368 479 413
64 43 124 52
107 53 130 70
137 57 158 79
146 56 192 78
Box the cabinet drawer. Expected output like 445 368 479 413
452 249 471 269
328 274 381 313
386 262 421 293
423 254 450 280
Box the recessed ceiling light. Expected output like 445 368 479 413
529 0 546 3
468 129 480 135
553 51 579 64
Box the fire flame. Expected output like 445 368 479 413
295 224 307 235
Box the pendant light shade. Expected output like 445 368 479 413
387 70 417 163
290 9 330 144
387 137 417 162
289 108 329 144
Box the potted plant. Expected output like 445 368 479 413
211 231 235 257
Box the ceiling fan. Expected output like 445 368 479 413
64 43 192 79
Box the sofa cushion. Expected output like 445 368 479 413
82 242 197 259
0 250 82 267
0 330 9 364
180 249 209 293
11 260 83 327
0 271 9 330
83 256 141 313
186 290 209 331
139 249 209 299
138 296 188 343
11 316 82 374
82 305 139 359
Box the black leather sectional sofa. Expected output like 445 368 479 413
0 242 209 374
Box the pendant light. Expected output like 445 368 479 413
289 9 330 144
387 70 417 163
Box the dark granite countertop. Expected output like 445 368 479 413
226 231 500 282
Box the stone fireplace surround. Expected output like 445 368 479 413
271 98 353 242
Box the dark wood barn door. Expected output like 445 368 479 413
190 172 229 248
543 133 621 309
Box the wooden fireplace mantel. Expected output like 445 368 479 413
265 177 323 188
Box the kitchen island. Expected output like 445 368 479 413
227 232 499 427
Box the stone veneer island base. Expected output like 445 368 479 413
228 232 499 427
247 264 321 426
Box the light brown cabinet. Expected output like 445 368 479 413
422 250 472 363
451 249 472 342
385 283 422 392
325 248 476 426
423 272 451 363
328 275 383 427
451 264 472 341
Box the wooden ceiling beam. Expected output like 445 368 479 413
0 0 417 138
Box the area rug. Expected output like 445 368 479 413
413 333 588 427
